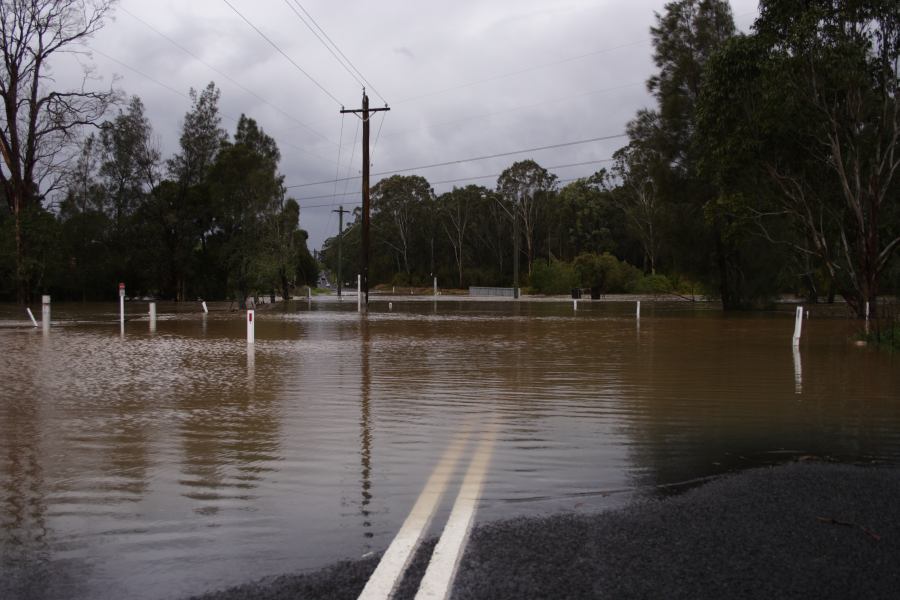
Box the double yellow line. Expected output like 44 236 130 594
358 425 497 600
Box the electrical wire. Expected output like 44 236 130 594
392 40 648 105
121 5 335 146
370 111 387 165
286 133 626 189
331 114 345 204
221 0 343 107
282 0 365 91
296 158 614 207
288 0 388 105
90 47 335 166
338 116 361 205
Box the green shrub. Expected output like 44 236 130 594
528 259 578 294
573 252 642 293
634 274 673 295
863 322 900 351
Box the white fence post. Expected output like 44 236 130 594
42 295 50 330
119 282 125 332
247 310 255 344
792 306 803 346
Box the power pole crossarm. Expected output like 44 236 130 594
341 89 390 306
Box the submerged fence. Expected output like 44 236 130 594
469 287 516 297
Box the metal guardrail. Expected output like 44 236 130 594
469 286 517 297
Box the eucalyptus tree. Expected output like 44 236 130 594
161 82 227 300
371 174 434 279
621 0 740 303
556 171 619 261
0 0 118 302
497 159 557 275
438 185 486 288
97 96 159 232
208 115 282 307
698 0 900 315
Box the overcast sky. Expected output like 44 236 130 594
70 0 760 250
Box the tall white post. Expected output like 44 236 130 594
433 277 437 296
41 295 50 330
247 310 255 344
307 286 312 299
26 308 38 327
357 274 362 312
149 302 157 332
792 306 803 346
573 299 578 311
865 301 870 322
636 300 641 319
792 345 802 395
119 282 125 332
202 301 209 314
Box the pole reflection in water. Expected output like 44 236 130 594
360 315 373 540
792 345 802 395
247 343 256 393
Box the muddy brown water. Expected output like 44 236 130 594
0 299 897 599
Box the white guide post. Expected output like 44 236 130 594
149 302 157 332
202 301 209 314
357 274 362 312
26 308 38 327
41 295 50 330
573 299 578 311
433 277 437 296
792 306 803 346
247 310 255 344
865 301 870 322
119 282 125 331
636 300 641 319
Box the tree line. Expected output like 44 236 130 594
2 0 897 314
321 0 899 315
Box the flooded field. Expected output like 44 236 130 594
1 299 897 599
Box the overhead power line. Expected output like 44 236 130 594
283 0 388 105
91 47 335 166
296 158 614 208
286 133 626 189
221 0 343 106
120 6 336 147
393 40 648 105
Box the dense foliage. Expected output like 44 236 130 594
1 84 317 304
319 0 898 312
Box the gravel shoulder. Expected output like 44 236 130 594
191 462 900 600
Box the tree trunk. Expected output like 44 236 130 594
14 200 26 304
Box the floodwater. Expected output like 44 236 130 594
0 299 897 599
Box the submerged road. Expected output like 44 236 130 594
190 462 900 600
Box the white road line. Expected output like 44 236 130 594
414 428 497 600
357 429 472 600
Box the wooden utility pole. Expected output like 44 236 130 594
341 90 389 306
332 205 348 297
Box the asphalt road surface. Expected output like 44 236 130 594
191 462 900 600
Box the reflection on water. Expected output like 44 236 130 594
360 317 373 541
0 300 898 599
793 345 803 394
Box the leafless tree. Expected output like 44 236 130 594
0 0 117 302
